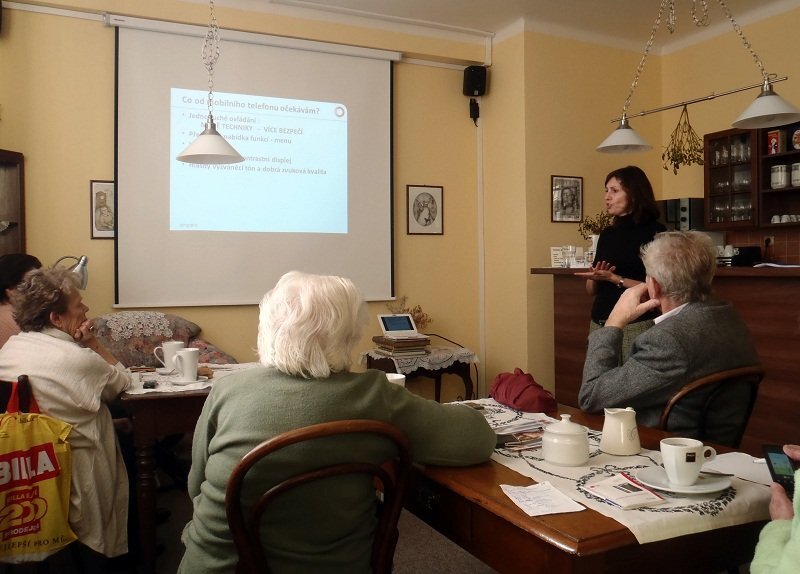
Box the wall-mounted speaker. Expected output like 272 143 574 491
463 65 487 97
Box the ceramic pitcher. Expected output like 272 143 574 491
599 407 641 456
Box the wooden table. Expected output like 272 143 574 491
406 405 767 574
119 389 210 574
365 347 475 401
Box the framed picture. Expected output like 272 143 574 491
90 180 115 239
551 175 583 222
407 185 443 235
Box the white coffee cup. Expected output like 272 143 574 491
781 214 791 223
660 437 717 486
385 373 406 386
153 340 185 371
723 245 738 258
173 348 200 383
771 215 781 224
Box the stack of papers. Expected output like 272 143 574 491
494 417 552 452
581 472 665 510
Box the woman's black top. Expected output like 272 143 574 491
590 215 666 323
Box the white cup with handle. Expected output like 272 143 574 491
660 437 716 486
385 373 406 386
173 348 200 383
153 340 185 372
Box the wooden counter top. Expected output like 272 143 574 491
531 265 800 277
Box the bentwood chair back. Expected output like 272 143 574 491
658 364 764 448
225 419 412 574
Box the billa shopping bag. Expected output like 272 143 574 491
0 400 76 562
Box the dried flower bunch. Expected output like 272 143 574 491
662 106 704 174
386 296 432 330
578 211 613 240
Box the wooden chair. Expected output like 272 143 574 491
658 365 764 448
225 419 412 574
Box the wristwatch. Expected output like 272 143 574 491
617 277 625 289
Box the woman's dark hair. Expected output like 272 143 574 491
605 165 660 224
0 254 42 303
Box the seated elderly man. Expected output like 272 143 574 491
579 231 759 444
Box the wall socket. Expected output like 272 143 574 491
764 236 775 247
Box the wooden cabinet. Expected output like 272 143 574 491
0 150 25 255
758 122 800 227
703 128 757 229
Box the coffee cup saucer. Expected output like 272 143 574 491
635 466 731 494
156 367 175 375
171 375 209 386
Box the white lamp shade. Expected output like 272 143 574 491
596 120 652 153
176 121 245 165
732 85 800 129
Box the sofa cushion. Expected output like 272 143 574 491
93 311 236 367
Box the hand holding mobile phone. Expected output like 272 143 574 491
763 444 796 498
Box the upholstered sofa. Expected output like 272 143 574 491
93 311 237 367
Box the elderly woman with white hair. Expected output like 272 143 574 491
0 267 132 571
179 271 495 574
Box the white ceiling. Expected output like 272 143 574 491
212 0 800 50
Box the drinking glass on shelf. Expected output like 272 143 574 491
561 245 576 268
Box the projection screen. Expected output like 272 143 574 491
111 15 397 306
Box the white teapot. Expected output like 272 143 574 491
599 407 641 456
542 414 589 467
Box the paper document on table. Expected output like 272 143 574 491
501 482 585 516
581 472 665 510
703 452 773 486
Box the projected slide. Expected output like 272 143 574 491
170 89 348 233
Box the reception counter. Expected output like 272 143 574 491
531 266 800 454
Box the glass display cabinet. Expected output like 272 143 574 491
703 128 757 229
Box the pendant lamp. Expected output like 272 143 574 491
597 0 800 154
177 0 244 165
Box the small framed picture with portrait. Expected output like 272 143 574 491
407 185 443 235
90 180 115 239
551 175 583 223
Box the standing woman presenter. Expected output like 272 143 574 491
575 165 665 360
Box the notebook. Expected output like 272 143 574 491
377 313 422 339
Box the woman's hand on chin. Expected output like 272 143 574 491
73 320 96 345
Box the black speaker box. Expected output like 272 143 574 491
463 66 487 97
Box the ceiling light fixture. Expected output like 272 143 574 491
176 0 244 165
597 0 800 154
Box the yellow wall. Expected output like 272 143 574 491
1 2 798 400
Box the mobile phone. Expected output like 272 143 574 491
763 444 796 498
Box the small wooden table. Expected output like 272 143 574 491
365 346 476 401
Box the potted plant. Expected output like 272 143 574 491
578 211 613 253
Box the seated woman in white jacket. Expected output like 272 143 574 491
0 267 132 572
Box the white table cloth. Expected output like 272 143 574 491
124 362 259 394
472 398 771 544
361 346 478 374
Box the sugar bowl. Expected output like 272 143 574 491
542 414 589 466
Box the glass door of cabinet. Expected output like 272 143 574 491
704 129 756 228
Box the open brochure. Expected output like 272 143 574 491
581 472 665 510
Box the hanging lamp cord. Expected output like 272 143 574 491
621 0 773 120
202 0 221 120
